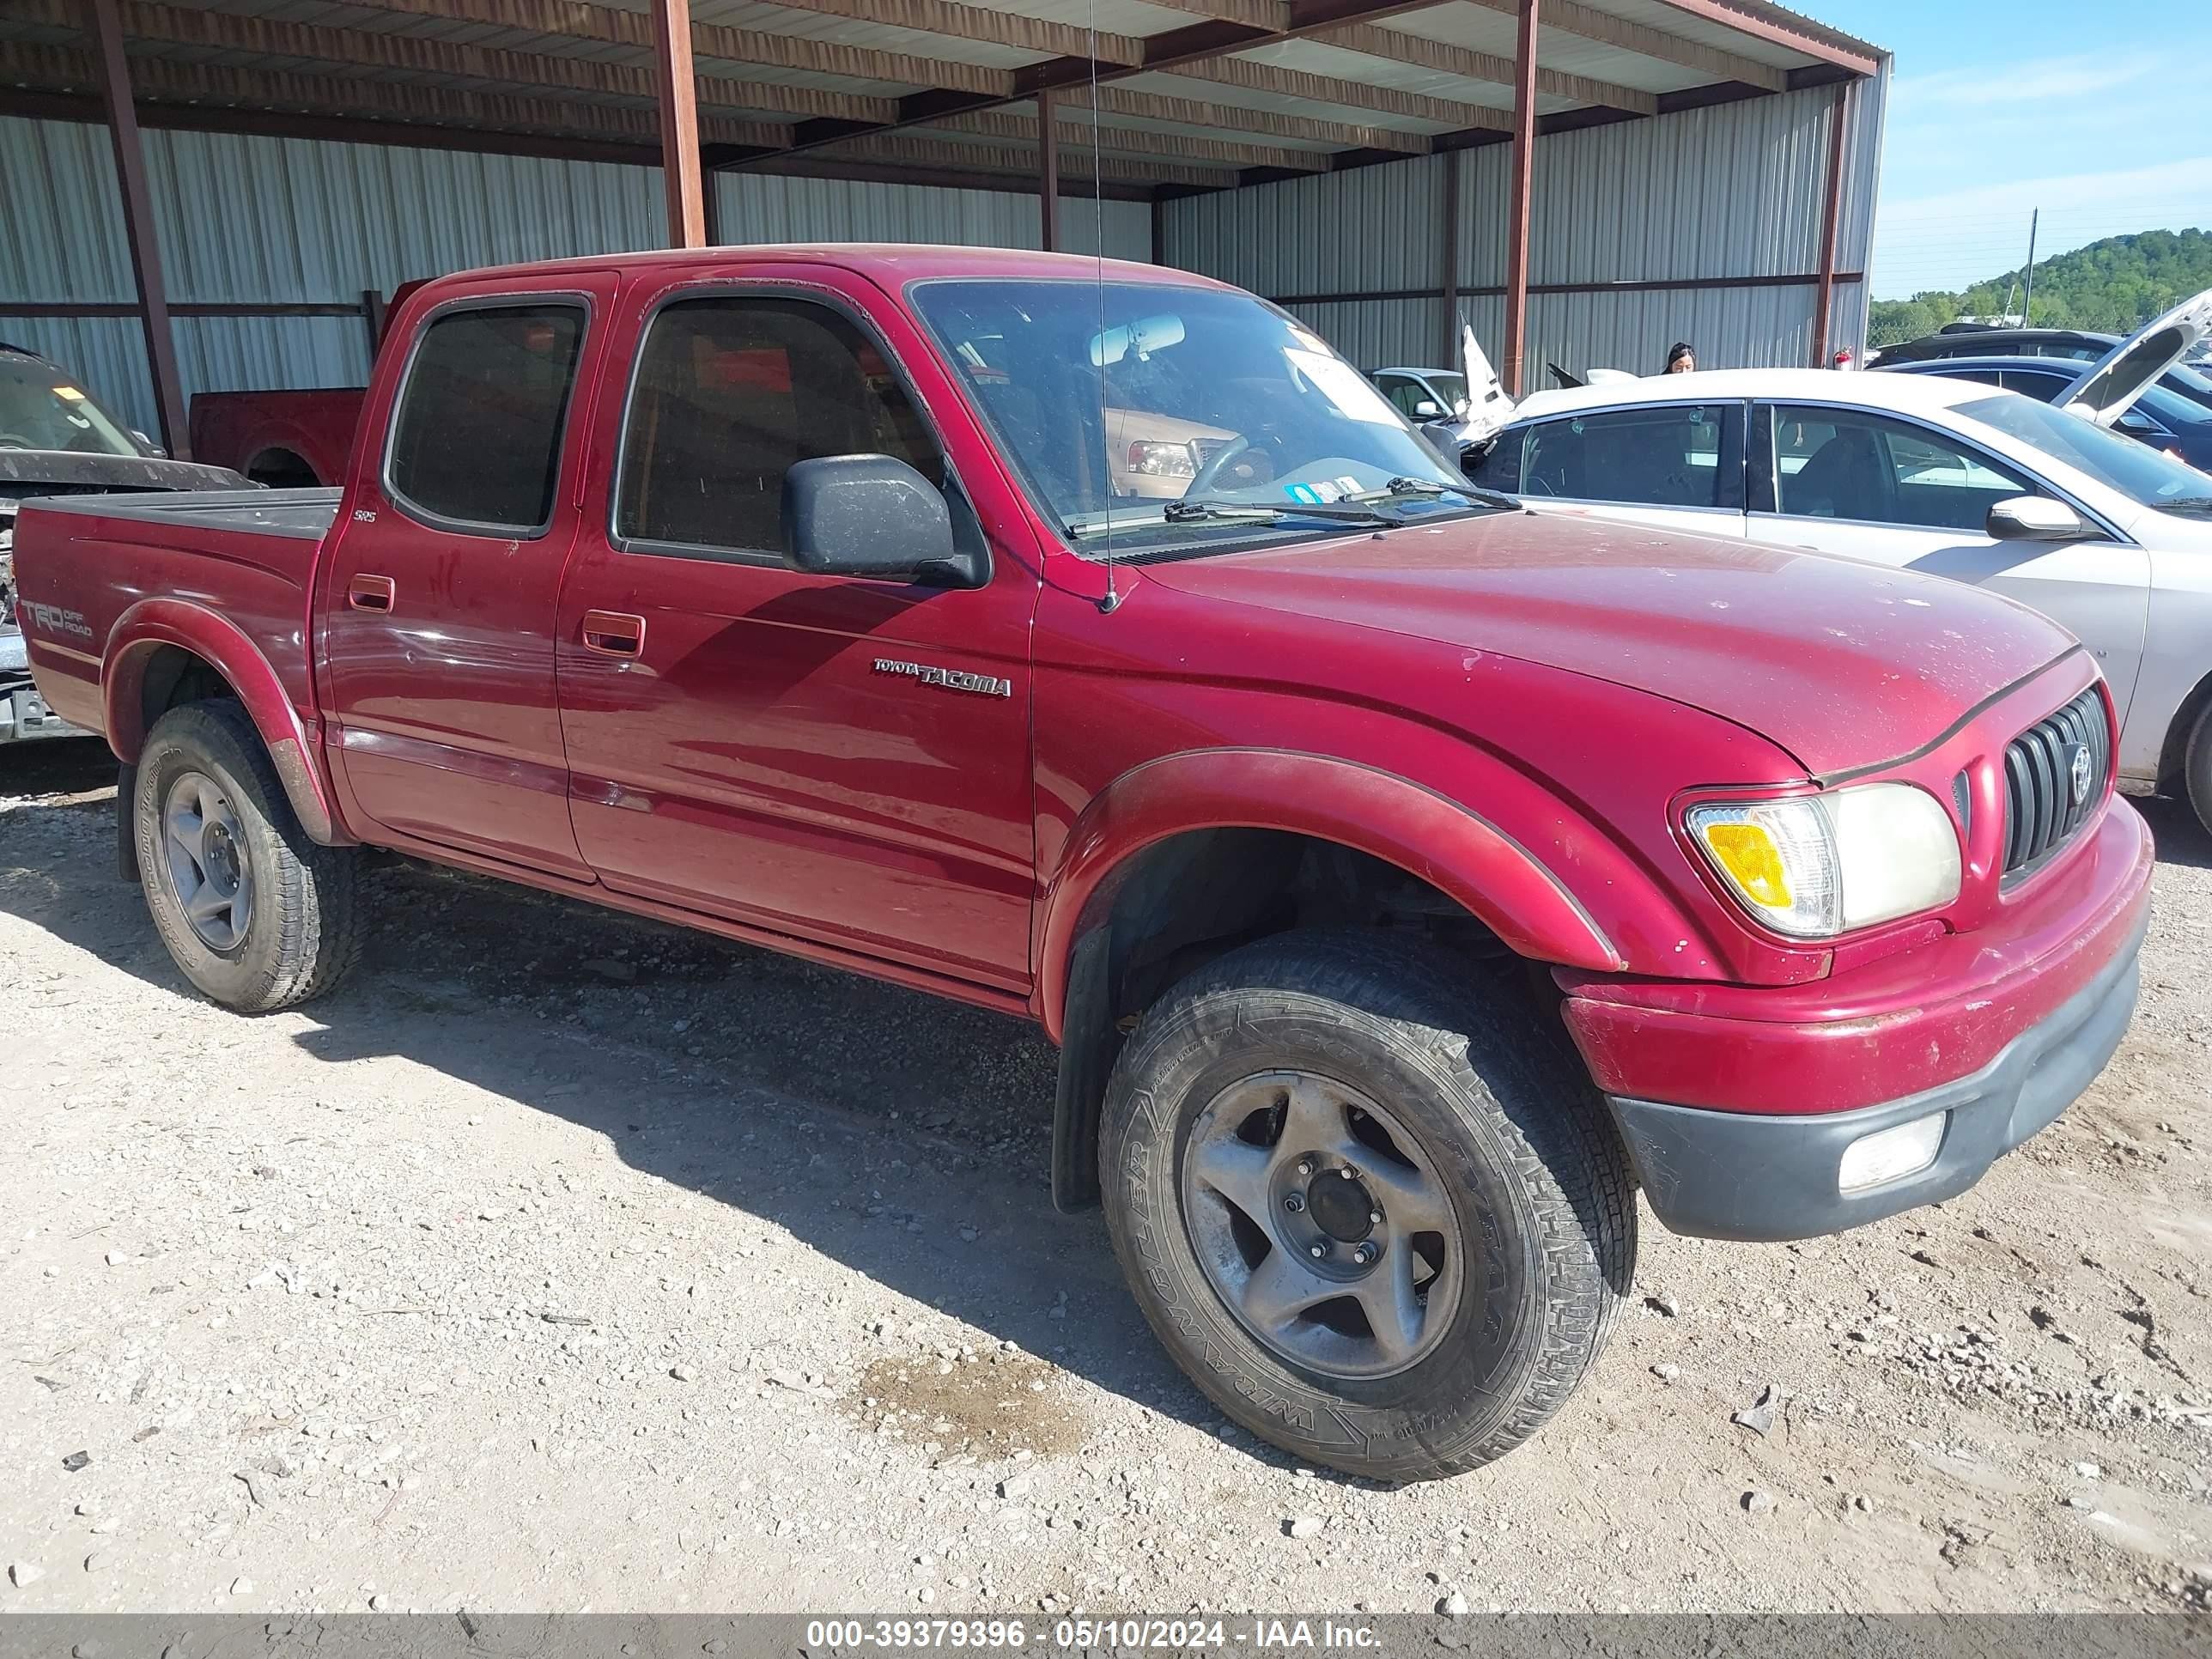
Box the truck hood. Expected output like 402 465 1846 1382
0 451 248 630
0 449 247 500
1140 509 2077 777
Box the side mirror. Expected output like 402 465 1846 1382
1986 495 2094 543
781 454 984 587
1412 398 1444 418
2114 410 2161 438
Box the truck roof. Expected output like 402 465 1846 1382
416 242 1234 290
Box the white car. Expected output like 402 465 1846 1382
1462 295 2212 830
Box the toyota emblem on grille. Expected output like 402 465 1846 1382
2068 743 2094 806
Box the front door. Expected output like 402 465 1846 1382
321 276 616 878
554 270 1040 993
1750 401 2152 721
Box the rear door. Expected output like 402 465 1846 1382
1515 401 1747 536
1749 400 2151 720
319 275 615 878
552 266 1040 992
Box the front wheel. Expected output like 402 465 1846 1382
136 700 363 1012
1099 931 1635 1481
2187 700 2212 838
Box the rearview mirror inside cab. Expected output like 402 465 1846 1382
781 454 985 588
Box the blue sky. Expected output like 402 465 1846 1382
1813 0 2212 298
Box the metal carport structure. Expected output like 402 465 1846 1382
0 1 1887 454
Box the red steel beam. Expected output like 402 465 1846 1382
652 0 708 247
1036 88 1060 251
1647 0 1881 77
1811 82 1848 365
1500 0 1539 398
87 0 189 458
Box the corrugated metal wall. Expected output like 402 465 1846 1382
1161 76 1887 379
0 114 1150 435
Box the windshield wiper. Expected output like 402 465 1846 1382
1160 497 1404 528
1381 476 1522 513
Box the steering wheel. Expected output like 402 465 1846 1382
0 432 38 449
1187 433 1281 496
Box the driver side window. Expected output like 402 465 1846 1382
1771 404 2033 532
615 295 943 560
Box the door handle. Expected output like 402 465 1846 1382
346 573 396 612
580 609 647 658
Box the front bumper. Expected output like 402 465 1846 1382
1605 907 2143 1240
1561 799 2154 1242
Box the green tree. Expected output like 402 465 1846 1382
1875 227 2212 341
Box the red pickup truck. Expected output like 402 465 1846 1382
14 246 2153 1481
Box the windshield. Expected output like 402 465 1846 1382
0 355 144 458
908 279 1476 555
1959 392 2210 509
1421 372 1468 407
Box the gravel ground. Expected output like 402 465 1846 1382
2 738 2209 1617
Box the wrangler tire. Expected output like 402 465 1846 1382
1098 930 1635 1481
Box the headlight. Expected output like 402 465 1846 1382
1686 783 1960 939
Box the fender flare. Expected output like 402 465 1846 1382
1036 746 1623 1044
102 598 346 845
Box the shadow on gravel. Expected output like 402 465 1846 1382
0 745 1285 1473
2137 796 2211 872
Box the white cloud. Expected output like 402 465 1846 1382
1891 49 2163 113
1881 155 2212 226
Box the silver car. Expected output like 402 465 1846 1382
1463 295 2212 831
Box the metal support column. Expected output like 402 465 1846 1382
1811 83 1848 365
652 0 707 248
1500 0 1540 398
88 0 189 458
1438 148 1462 367
1037 90 1060 252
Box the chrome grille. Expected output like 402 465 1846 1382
2001 688 2109 882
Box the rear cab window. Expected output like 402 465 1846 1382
385 302 586 535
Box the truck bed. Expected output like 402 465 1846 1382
20 485 339 540
12 487 338 739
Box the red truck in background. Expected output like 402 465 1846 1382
186 280 430 484
13 246 2153 1481
187 386 364 488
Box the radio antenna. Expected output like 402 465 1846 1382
1087 0 1120 614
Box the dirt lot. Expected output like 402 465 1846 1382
3 737 2209 1617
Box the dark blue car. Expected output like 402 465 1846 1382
1878 356 2212 471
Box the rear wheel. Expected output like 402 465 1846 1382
1099 930 1635 1482
137 700 362 1012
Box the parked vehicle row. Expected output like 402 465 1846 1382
1461 290 2212 834
1 342 245 744
13 246 2153 1482
1880 356 2212 470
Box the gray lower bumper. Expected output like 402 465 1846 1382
1 679 88 743
1606 915 2145 1243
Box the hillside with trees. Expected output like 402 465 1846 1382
1869 227 2212 345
